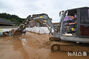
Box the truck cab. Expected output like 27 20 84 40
60 7 89 43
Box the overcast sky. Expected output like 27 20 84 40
0 0 89 22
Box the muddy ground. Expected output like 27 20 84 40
0 32 89 59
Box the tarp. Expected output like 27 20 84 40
26 27 54 34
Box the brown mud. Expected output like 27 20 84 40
0 32 89 59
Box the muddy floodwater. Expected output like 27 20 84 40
0 32 89 59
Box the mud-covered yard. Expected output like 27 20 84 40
0 32 89 59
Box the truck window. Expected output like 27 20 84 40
62 10 77 36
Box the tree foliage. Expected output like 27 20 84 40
0 13 25 25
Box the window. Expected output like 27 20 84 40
62 10 77 36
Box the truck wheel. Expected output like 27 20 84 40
51 44 60 52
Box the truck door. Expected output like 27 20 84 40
79 8 89 37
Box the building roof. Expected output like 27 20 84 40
0 18 15 26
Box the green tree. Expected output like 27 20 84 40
0 13 25 25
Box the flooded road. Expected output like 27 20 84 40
0 32 89 59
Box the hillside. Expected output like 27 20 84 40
0 13 25 25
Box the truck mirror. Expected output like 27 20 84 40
59 11 64 16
